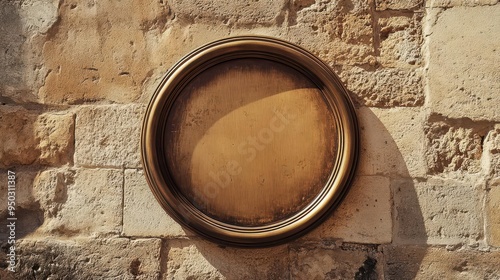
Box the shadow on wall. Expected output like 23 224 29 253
165 99 428 278
0 1 21 229
0 169 45 280
356 107 428 279
0 3 45 279
0 1 27 104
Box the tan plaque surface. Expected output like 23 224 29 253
166 58 336 226
142 36 358 247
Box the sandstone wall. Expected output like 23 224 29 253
0 0 499 279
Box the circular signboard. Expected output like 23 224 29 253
142 36 358 247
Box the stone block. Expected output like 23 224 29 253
339 67 424 107
19 0 59 34
141 23 235 103
291 0 316 10
75 105 144 168
33 168 74 218
384 246 500 279
426 0 498 7
392 179 427 244
376 0 423 10
288 1 375 66
0 169 37 215
36 168 122 235
164 239 289 279
0 2 28 103
0 169 44 239
35 112 75 165
393 178 482 245
383 245 427 279
142 10 376 102
357 107 426 178
0 0 58 104
487 179 500 247
0 106 39 167
378 13 423 67
170 0 286 26
39 0 173 104
427 5 500 121
424 119 483 174
306 176 392 244
153 0 375 72
290 242 382 279
294 0 371 18
483 125 500 178
0 106 74 167
123 169 188 237
13 237 161 279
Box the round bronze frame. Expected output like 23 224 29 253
141 36 358 247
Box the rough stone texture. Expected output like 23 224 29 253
170 0 286 26
378 13 423 67
0 0 59 104
383 245 427 279
19 0 60 34
123 169 188 237
392 178 427 245
393 178 483 245
39 0 173 104
376 0 424 10
306 176 392 244
484 125 500 178
138 23 233 104
487 179 500 247
0 106 74 167
165 239 290 279
0 106 39 167
75 105 144 168
385 246 500 279
34 168 123 236
0 170 37 217
286 0 375 66
426 0 499 7
33 168 74 219
139 0 423 107
0 169 43 240
339 67 424 107
290 242 382 279
12 237 162 279
146 0 376 71
0 1 28 103
425 118 484 174
35 112 75 165
357 107 426 177
427 5 500 121
0 0 499 278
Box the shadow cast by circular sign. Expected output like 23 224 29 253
162 107 427 279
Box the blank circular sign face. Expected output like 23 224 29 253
142 36 358 247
